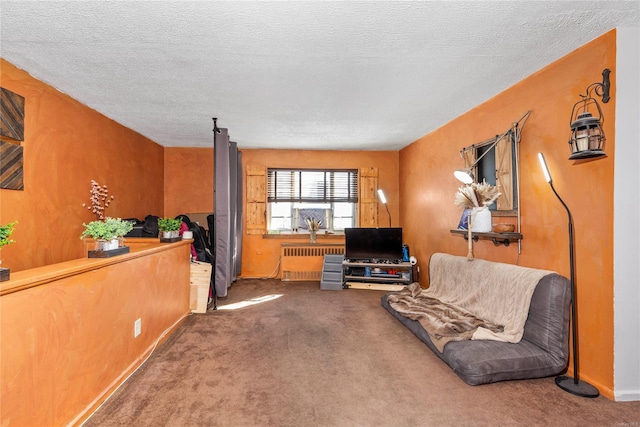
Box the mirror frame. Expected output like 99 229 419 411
460 131 519 217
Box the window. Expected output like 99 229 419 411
267 169 358 232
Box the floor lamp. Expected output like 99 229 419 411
377 189 391 227
537 152 599 398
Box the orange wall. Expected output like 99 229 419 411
164 147 214 217
399 31 616 396
239 149 400 278
0 59 165 272
1 241 191 426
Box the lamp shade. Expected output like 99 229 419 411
377 189 387 204
453 168 474 184
538 153 552 183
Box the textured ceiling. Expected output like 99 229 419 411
1 1 638 150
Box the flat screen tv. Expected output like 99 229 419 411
345 227 403 261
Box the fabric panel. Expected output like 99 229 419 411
214 128 230 298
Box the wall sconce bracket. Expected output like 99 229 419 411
592 69 610 104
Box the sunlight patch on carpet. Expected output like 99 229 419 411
217 294 283 310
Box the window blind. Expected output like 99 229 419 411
267 169 358 203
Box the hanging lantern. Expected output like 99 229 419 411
568 69 610 160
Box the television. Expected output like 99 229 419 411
345 227 403 262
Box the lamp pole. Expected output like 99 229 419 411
538 153 598 398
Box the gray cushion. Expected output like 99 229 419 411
522 274 571 363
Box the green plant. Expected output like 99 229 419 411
158 217 182 232
80 217 133 240
109 217 134 238
0 221 17 248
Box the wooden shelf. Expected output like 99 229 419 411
450 229 522 247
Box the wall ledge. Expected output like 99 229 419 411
1 239 191 296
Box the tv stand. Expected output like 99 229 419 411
342 260 414 291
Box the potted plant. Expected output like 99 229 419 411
110 217 134 247
79 180 134 256
0 221 17 282
158 217 183 239
81 217 133 251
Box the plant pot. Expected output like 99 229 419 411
94 239 119 251
88 246 130 258
160 230 182 243
309 230 317 244
0 267 10 282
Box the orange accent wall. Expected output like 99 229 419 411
0 241 190 426
399 31 616 397
239 149 399 278
0 59 165 272
163 147 214 217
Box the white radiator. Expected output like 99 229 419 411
281 243 344 281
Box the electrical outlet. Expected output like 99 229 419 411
134 318 142 338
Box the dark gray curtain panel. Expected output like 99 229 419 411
214 130 242 297
214 128 231 297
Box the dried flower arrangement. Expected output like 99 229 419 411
305 218 322 232
454 181 501 261
454 181 501 209
82 180 115 220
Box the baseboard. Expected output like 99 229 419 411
614 389 640 402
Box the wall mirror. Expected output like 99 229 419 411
459 131 519 217
457 111 530 219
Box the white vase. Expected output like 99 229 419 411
108 239 119 250
95 239 119 251
94 240 107 251
470 207 492 232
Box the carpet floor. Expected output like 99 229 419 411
83 279 639 427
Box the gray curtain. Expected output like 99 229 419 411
214 130 242 298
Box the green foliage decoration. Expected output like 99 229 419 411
158 217 183 232
0 221 17 248
80 217 134 240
